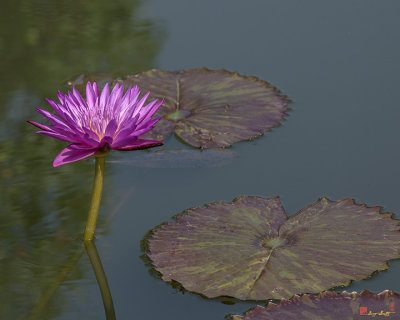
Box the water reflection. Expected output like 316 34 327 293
0 136 116 319
26 243 85 320
0 0 163 314
84 240 116 320
0 0 166 318
0 133 92 319
0 0 164 140
3 239 116 319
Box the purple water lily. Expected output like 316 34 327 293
28 81 163 167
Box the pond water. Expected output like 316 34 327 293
1 0 400 319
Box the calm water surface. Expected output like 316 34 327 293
1 0 400 319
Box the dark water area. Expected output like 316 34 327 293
1 0 400 319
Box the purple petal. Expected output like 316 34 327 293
32 119 92 145
100 83 110 113
99 136 113 147
118 95 146 125
63 99 80 122
112 139 163 151
72 87 87 108
81 133 101 147
36 130 77 143
66 91 85 115
35 108 82 136
110 82 120 96
57 91 66 104
81 126 102 143
27 120 54 132
36 108 66 126
137 99 162 124
110 83 124 113
136 117 161 131
112 123 158 147
112 114 140 142
115 117 160 144
61 112 83 132
92 82 99 97
69 143 98 150
86 82 97 109
131 91 151 118
46 98 65 118
104 119 118 137
53 145 97 167
124 86 140 108
127 126 153 139
120 86 140 115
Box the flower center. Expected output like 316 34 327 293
89 121 104 140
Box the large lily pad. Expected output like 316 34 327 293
69 69 289 148
146 197 400 300
230 290 400 320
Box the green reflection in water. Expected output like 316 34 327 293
26 244 85 320
85 240 116 320
0 0 164 138
0 0 163 317
0 133 122 318
0 134 93 319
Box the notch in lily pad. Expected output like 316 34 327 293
229 290 400 320
145 196 400 300
69 68 290 148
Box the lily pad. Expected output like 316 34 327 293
146 197 400 300
108 148 235 168
230 290 400 320
69 69 289 148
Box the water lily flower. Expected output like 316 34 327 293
28 81 164 240
28 81 163 167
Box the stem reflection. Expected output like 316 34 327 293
84 240 116 320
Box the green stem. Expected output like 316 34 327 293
84 240 116 320
84 153 107 241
